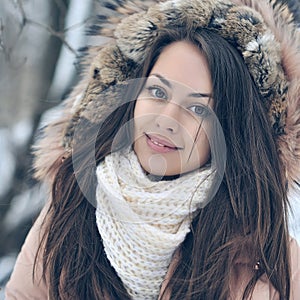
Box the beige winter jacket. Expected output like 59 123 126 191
5 204 300 299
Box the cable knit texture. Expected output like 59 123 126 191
95 149 214 299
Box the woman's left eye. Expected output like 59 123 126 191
189 105 210 118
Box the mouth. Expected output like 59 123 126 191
144 133 183 153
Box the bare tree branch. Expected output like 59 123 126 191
26 18 78 56
6 0 79 57
14 0 27 26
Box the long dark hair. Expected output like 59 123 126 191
35 26 291 299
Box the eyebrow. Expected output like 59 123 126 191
150 73 212 98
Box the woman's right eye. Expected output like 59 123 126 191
146 86 168 100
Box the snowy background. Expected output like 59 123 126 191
0 0 299 298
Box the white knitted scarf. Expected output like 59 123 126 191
95 149 214 299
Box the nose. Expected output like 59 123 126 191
155 103 180 133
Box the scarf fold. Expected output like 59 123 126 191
95 149 214 299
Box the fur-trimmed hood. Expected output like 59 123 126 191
33 0 300 187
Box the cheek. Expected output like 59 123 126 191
134 100 149 121
185 122 211 166
133 101 144 132
194 117 212 150
195 132 211 164
133 100 156 131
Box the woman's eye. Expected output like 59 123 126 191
147 86 168 100
189 105 210 117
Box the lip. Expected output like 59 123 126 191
145 133 183 153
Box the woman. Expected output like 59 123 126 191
6 0 300 299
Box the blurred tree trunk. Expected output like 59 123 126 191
0 0 70 256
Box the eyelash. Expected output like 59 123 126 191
145 85 211 118
188 105 210 118
146 85 168 100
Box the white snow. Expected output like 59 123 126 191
288 186 300 244
0 129 16 197
0 119 33 197
3 184 47 231
0 253 17 288
11 119 33 148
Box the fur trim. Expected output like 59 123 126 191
33 0 300 185
233 0 300 184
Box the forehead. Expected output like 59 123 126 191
149 40 212 94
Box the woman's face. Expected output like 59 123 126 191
133 40 213 176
